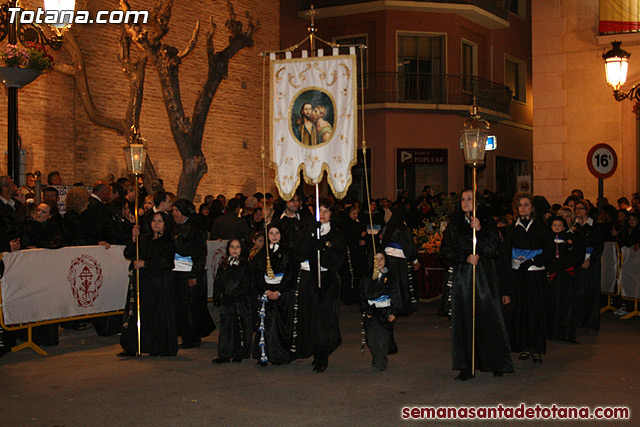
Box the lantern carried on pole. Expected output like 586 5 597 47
123 126 147 356
459 99 489 378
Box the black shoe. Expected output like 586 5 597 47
257 360 268 367
179 342 201 349
211 358 230 364
313 363 327 373
117 350 136 358
493 371 504 377
518 351 531 360
532 354 543 363
232 358 242 363
454 370 474 381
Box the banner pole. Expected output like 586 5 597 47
316 183 322 288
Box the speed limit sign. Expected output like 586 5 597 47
587 144 617 179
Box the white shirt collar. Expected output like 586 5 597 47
516 217 533 232
320 222 331 236
574 217 594 227
91 193 103 203
0 195 15 208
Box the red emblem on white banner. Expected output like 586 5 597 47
210 247 226 283
68 255 104 307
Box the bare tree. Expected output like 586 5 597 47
122 0 259 199
56 27 160 186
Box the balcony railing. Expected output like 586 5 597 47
300 0 510 21
362 72 512 114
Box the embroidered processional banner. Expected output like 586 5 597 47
270 53 357 200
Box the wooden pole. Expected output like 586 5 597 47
134 174 141 356
471 166 477 377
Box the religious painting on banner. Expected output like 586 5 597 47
270 53 358 200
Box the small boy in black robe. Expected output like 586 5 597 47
361 252 401 370
546 217 585 343
212 239 254 363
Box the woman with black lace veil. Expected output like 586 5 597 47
119 211 177 357
440 189 513 380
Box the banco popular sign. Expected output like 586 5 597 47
397 149 448 166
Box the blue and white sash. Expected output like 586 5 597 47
511 248 544 271
385 242 405 259
368 294 391 308
173 254 193 272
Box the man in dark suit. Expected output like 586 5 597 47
83 181 113 244
0 175 22 252
210 197 250 245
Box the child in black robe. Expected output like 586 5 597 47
361 251 400 371
212 239 254 363
546 217 585 343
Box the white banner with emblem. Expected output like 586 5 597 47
270 53 358 200
1 246 129 325
205 240 228 298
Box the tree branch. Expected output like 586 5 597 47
62 31 129 134
190 1 258 143
177 21 200 59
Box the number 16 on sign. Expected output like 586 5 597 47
587 143 618 214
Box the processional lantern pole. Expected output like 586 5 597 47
459 97 489 377
123 126 147 356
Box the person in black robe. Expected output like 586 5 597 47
338 205 368 305
380 202 421 316
253 223 294 366
105 197 135 245
10 201 63 347
212 239 254 363
546 216 585 343
119 211 178 357
501 193 554 363
297 199 346 373
171 199 215 349
573 199 605 331
441 190 513 380
361 251 401 371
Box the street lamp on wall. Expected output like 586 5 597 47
0 0 75 184
43 0 76 35
603 41 639 101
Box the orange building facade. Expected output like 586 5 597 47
281 0 533 200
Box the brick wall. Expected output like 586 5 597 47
0 0 279 201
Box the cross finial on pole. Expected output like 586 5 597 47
308 5 316 28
